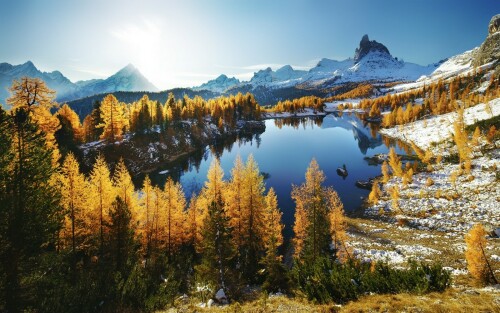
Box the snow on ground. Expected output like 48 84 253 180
379 98 500 151
262 108 326 119
390 48 487 94
324 99 363 113
365 151 499 236
353 248 405 264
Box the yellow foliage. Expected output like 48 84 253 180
368 181 382 205
465 224 496 284
388 148 403 177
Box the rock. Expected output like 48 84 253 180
215 288 227 303
494 227 500 238
461 289 480 295
489 14 500 35
354 34 391 63
474 15 500 68
207 299 214 308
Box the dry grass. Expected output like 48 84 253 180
159 289 500 313
164 295 339 313
340 289 500 313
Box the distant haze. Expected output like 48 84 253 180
0 0 497 89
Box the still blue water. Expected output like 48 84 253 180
155 113 402 239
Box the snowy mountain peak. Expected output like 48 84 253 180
354 34 391 63
91 64 158 93
115 63 139 76
0 61 158 105
192 74 240 93
276 65 294 74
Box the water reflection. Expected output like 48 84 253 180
145 114 407 240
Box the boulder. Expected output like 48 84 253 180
215 288 228 303
207 299 214 308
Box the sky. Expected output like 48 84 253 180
0 0 498 90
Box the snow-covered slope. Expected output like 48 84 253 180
0 62 158 105
391 48 480 93
379 98 500 151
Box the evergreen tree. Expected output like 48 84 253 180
195 194 236 297
0 106 62 312
108 196 138 275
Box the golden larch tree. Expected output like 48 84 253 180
262 188 284 258
139 176 156 257
242 154 266 251
185 194 201 247
162 177 187 256
328 188 349 261
113 159 140 229
368 181 382 205
381 160 390 183
225 155 246 248
98 94 125 142
465 224 498 284
7 77 61 164
88 154 115 254
453 107 472 174
292 159 332 261
57 103 84 142
59 153 91 257
388 147 403 177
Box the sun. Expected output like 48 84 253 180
110 19 170 89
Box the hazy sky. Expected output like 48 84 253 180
0 0 498 89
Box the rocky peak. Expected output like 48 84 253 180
473 15 500 68
354 34 391 63
489 14 500 35
215 74 228 82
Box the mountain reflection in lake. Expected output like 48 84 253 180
151 113 404 240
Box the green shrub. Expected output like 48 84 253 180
293 257 451 304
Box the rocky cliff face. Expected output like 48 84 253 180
473 14 500 69
353 35 391 63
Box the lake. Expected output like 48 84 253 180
152 113 405 240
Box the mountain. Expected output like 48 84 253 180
0 62 157 106
0 61 78 105
473 14 500 71
192 74 240 93
354 34 390 63
191 34 438 103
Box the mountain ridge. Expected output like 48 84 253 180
193 34 439 94
0 61 158 106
